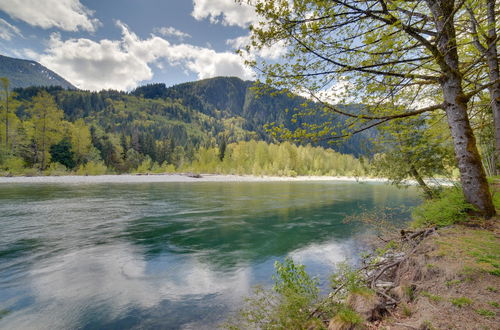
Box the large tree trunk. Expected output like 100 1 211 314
485 0 500 175
442 78 495 217
429 0 496 218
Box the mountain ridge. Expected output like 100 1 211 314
13 76 372 157
0 54 76 90
2 52 371 158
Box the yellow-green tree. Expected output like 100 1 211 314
240 0 496 218
0 77 20 155
27 92 64 169
70 119 92 164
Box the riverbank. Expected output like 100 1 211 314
230 220 500 330
0 173 388 184
374 221 500 329
227 182 498 329
0 173 456 186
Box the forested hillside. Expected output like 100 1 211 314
137 77 372 156
0 76 370 175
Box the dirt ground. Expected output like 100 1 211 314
375 220 500 330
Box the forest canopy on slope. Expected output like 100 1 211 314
0 77 371 176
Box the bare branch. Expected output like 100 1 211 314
288 33 439 81
464 78 500 100
309 92 444 120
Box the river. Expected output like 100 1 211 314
0 180 420 329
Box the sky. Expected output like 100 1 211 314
0 0 284 91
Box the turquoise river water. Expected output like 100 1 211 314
0 181 421 329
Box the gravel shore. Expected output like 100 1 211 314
0 174 388 184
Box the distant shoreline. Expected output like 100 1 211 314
0 173 389 184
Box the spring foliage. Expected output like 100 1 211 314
0 81 366 177
227 257 322 329
188 140 365 176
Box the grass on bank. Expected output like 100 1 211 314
411 185 500 228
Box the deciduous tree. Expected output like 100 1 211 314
28 91 64 169
241 0 497 217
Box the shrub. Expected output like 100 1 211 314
421 291 443 302
45 162 68 176
493 190 500 210
226 257 322 329
330 262 370 296
20 167 40 177
1 156 26 175
75 161 108 175
333 306 363 326
162 163 176 173
401 303 412 317
411 188 476 228
134 157 153 174
270 258 320 327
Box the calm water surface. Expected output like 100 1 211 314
0 181 420 329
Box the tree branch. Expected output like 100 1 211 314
309 92 444 120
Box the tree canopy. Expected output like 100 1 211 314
241 0 498 218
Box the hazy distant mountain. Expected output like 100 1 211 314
0 55 76 90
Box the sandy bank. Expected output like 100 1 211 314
0 174 389 184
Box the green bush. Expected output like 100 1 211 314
476 309 495 317
411 188 476 228
330 262 370 296
133 157 153 174
75 161 108 175
20 167 41 177
45 162 69 176
334 306 364 326
226 257 322 329
493 190 500 210
1 156 26 175
273 257 319 298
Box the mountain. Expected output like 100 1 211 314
13 76 372 160
133 77 374 155
0 55 76 90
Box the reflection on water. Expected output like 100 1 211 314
0 182 420 329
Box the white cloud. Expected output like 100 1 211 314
192 0 258 28
186 48 254 80
289 240 350 266
153 26 191 40
226 35 250 50
226 33 287 60
0 18 22 40
1 244 251 330
288 77 358 105
38 27 158 91
0 0 100 32
316 78 357 104
37 22 254 91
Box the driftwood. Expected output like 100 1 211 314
308 228 437 322
368 228 436 305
